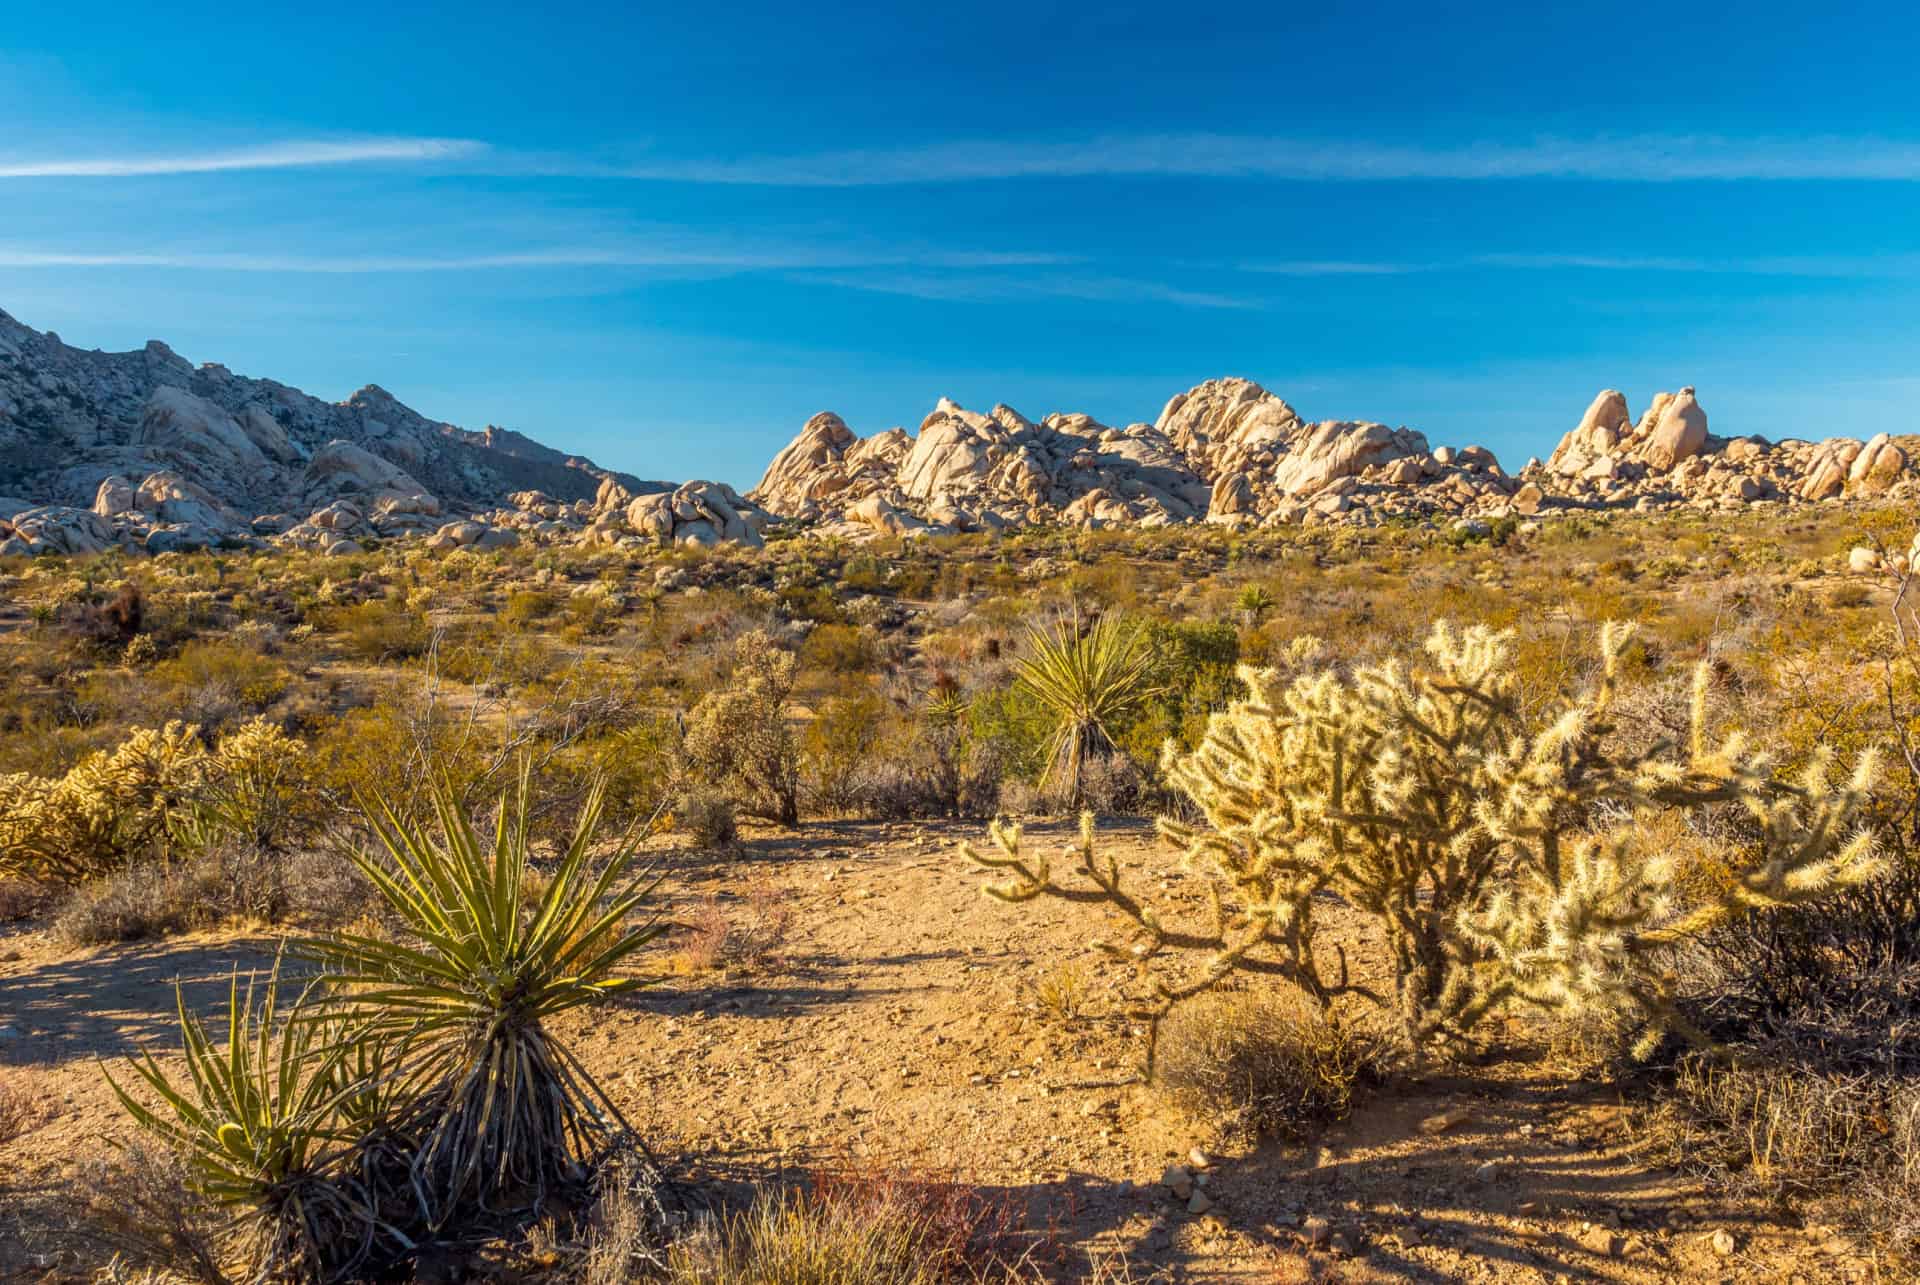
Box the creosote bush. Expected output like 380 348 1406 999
683 629 803 826
965 621 1884 1061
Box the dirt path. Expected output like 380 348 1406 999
0 820 1880 1281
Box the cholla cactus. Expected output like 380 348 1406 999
0 718 314 882
964 621 1883 1059
0 721 213 882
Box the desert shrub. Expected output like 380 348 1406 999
0 877 51 921
684 630 803 826
1156 988 1382 1139
430 625 558 688
320 600 430 662
1119 619 1243 762
145 640 292 728
52 844 280 945
857 684 1007 819
558 711 682 831
503 588 557 629
1647 833 1920 1252
964 686 1050 788
675 788 739 848
966 622 1884 1060
674 885 794 973
1654 1056 1920 1255
66 581 144 648
300 770 665 1215
805 687 888 815
801 622 875 675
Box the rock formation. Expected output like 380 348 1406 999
750 378 1522 536
1537 387 1920 512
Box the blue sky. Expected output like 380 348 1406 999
4 2 1919 487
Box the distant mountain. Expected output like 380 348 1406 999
0 304 660 524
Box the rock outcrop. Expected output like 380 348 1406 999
750 380 1920 538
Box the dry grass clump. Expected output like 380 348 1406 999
0 876 52 921
0 1073 47 1146
662 1166 1032 1284
48 843 364 946
1652 1057 1920 1255
72 1144 230 1285
673 884 794 974
1154 989 1384 1139
568 1148 681 1283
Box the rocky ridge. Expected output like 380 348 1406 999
0 305 691 556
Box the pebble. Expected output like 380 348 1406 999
1710 1229 1737 1257
1580 1226 1625 1257
1302 1215 1332 1247
1187 1146 1211 1170
1187 1190 1214 1215
1419 1107 1475 1135
1160 1163 1193 1201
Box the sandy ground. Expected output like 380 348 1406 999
0 818 1887 1282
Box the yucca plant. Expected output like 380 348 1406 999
300 767 664 1219
103 969 381 1284
1014 609 1159 805
1234 584 1276 623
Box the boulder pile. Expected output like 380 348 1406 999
751 379 1527 536
1535 388 1919 510
750 379 1920 537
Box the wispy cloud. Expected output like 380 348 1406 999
602 133 1920 186
795 271 1258 310
1240 259 1424 276
0 244 1074 273
0 137 485 179
1470 251 1920 276
1242 251 1920 277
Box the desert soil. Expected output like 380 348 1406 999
0 819 1886 1283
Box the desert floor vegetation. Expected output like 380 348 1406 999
2 504 1918 1280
